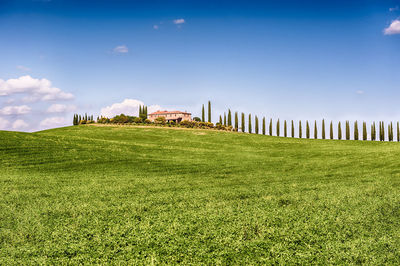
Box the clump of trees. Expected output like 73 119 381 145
73 113 95 125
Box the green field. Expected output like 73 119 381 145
1 125 400 264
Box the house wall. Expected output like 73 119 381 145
148 113 191 122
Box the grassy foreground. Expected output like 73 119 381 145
1 125 400 264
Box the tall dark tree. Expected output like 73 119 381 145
354 121 359 140
139 105 142 116
363 121 367 141
372 122 376 141
314 120 318 139
224 113 226 126
345 121 350 140
73 114 76 125
219 115 222 124
248 114 252 133
255 116 259 134
262 117 266 135
145 106 148 117
299 121 302 138
202 104 205 122
389 122 394 141
269 119 273 136
276 119 280 137
338 122 342 140
330 121 333 139
397 122 399 142
208 101 211 123
79 115 82 124
284 120 287 137
306 121 310 139
235 112 239 131
228 109 232 126
291 120 295 138
382 121 385 141
321 119 325 139
241 113 245 132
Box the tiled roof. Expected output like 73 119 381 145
149 110 191 115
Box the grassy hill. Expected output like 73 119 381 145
1 125 400 264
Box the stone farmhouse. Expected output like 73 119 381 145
148 110 192 123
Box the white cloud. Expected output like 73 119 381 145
153 25 159 30
100 98 161 118
384 20 400 35
0 75 74 101
0 117 10 130
47 104 76 113
0 105 31 115
12 119 29 130
356 90 364 95
173 18 185 24
113 45 128 53
40 116 68 128
16 65 31 72
389 6 399 12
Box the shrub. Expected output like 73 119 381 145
155 116 166 125
193 117 201 122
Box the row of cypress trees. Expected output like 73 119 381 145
201 101 212 123
73 113 94 125
214 111 400 142
138 105 148 120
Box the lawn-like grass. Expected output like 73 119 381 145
1 125 400 264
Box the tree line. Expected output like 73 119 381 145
202 101 399 141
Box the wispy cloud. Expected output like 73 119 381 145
173 18 185 25
384 19 400 35
113 45 128 54
16 65 31 72
389 6 399 12
100 98 161 118
153 25 159 30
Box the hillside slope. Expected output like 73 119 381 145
1 125 399 264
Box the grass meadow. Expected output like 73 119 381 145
1 125 400 264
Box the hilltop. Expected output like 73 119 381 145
0 125 399 264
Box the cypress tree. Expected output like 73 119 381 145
241 113 245 132
262 117 266 135
299 121 302 138
284 120 287 137
330 121 333 139
219 115 222 125
382 121 385 141
235 112 239 131
276 119 280 137
390 122 394 141
371 123 375 141
224 113 226 126
139 105 142 116
322 119 325 139
202 104 205 122
338 122 342 140
345 121 350 140
145 106 148 117
228 109 232 126
363 122 367 141
208 101 211 123
79 115 82 124
354 121 359 140
397 122 399 142
255 116 259 134
73 114 76 125
269 119 273 136
248 114 252 133
291 120 295 138
314 120 318 139
306 120 310 139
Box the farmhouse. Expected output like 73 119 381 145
148 110 192 123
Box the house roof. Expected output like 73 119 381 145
149 110 191 115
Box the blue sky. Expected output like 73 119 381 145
0 0 399 132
